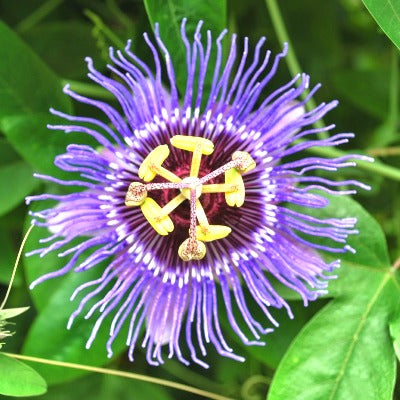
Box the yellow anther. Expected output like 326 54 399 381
180 177 202 200
232 151 256 173
125 182 147 206
195 200 210 229
178 238 206 261
140 198 174 235
225 168 245 207
202 184 238 193
170 135 214 155
190 143 203 177
196 225 232 242
138 145 170 182
158 194 186 218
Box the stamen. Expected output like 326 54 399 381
138 144 181 183
190 143 203 177
225 168 245 207
170 135 214 155
196 225 232 242
201 184 238 193
140 198 174 235
127 136 256 261
157 194 186 219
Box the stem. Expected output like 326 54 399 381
367 147 400 157
264 0 326 134
16 0 63 33
84 9 125 50
3 353 233 400
0 225 34 310
388 47 399 134
106 0 135 38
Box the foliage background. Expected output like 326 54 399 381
0 0 400 399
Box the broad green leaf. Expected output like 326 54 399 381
389 309 400 361
268 195 398 400
23 263 128 385
0 161 39 217
244 301 326 369
0 21 69 116
21 21 102 79
143 0 227 97
0 21 74 178
268 275 397 400
361 0 400 50
0 138 20 165
0 113 85 179
0 352 47 396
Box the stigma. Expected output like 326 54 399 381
124 135 256 261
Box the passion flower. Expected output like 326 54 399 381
26 19 370 367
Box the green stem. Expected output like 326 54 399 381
16 0 63 33
0 225 34 310
106 0 135 38
264 0 326 132
367 147 400 157
84 9 125 50
388 47 399 133
3 352 233 400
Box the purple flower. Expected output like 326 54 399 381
26 20 371 368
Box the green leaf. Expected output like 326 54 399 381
143 0 227 97
361 0 400 50
0 352 47 396
0 161 40 217
268 195 399 400
21 21 102 79
23 262 128 385
0 21 74 178
245 301 326 369
0 113 84 179
0 21 69 117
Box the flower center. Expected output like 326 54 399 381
125 135 256 261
